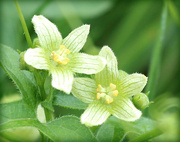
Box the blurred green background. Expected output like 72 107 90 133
0 0 179 141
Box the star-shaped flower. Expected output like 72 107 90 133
24 15 106 94
72 46 148 126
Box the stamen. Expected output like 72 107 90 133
60 45 65 50
66 49 71 55
97 93 100 100
113 90 119 96
106 96 113 104
96 84 117 104
97 84 101 92
51 45 70 65
110 83 116 90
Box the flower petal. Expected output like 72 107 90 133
119 70 128 80
68 53 106 74
111 97 142 121
51 69 73 94
81 102 111 126
32 15 62 51
118 73 147 97
24 48 49 70
72 78 96 103
62 25 90 53
95 46 119 87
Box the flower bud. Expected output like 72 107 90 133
132 92 150 110
32 38 40 48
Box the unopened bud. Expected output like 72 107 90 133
132 92 150 110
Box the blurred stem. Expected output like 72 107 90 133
166 0 180 26
145 2 168 100
14 0 32 48
128 128 163 142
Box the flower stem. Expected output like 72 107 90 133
128 128 163 142
145 1 168 100
33 71 53 122
14 0 32 48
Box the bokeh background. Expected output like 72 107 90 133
0 0 179 141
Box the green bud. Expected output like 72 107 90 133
19 51 34 71
132 92 150 110
32 38 40 48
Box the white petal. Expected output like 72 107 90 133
68 53 106 74
118 73 147 97
119 70 128 80
51 69 73 94
72 78 96 103
24 48 49 70
111 97 142 121
32 15 62 51
95 46 119 87
81 102 111 126
63 25 90 53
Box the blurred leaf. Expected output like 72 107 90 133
0 44 40 110
53 91 88 109
102 116 157 141
0 100 39 142
0 116 97 142
0 100 36 124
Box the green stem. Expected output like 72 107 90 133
129 128 163 142
145 2 168 100
33 71 52 122
14 0 32 48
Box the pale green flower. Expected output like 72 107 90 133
72 46 148 126
24 15 106 94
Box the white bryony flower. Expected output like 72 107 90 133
24 15 106 94
72 46 148 126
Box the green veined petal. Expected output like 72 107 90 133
51 69 73 94
118 73 147 97
68 53 106 74
110 97 142 121
32 15 62 51
72 78 96 103
24 48 49 70
81 102 110 126
119 70 128 80
62 25 90 53
95 46 119 87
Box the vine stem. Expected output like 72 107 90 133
145 1 168 100
14 0 32 48
128 128 163 142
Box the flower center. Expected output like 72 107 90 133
51 45 70 65
96 83 119 104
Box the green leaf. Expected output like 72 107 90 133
96 116 156 142
96 118 125 142
96 123 114 142
53 91 88 109
0 44 39 110
0 100 36 124
0 116 97 142
108 116 157 140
